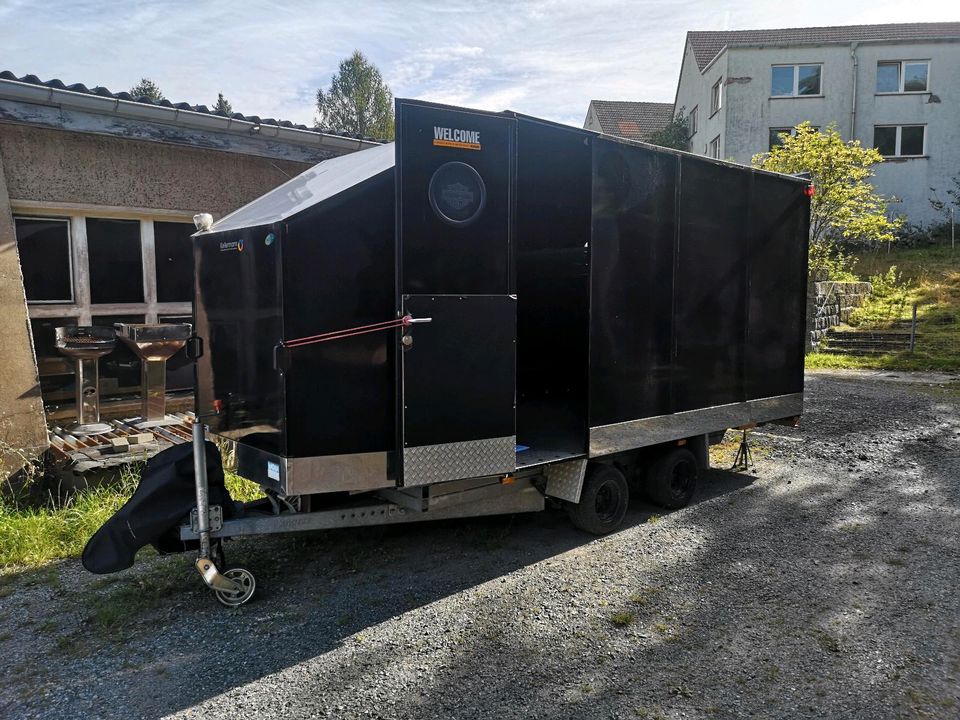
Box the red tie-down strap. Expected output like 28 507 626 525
280 315 432 349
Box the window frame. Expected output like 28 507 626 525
13 215 75 305
770 63 823 98
768 125 820 150
689 105 699 137
873 124 927 158
710 79 723 116
709 135 721 159
875 60 930 94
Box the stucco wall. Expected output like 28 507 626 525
0 124 314 217
708 40 959 226
0 152 48 477
674 43 729 157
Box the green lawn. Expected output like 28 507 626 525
0 466 263 570
806 245 960 371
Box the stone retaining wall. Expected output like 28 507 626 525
806 277 872 351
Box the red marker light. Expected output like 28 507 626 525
804 184 816 198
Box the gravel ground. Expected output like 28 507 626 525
1 369 958 719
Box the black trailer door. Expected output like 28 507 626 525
396 100 517 485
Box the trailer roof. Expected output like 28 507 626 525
202 141 395 234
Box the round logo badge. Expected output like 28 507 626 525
265 232 275 246
237 237 245 252
428 162 486 227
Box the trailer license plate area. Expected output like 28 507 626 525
267 461 280 481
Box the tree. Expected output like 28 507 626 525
129 78 164 102
315 50 394 140
753 122 902 274
213 92 233 115
647 109 689 151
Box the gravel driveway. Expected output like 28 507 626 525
2 369 958 719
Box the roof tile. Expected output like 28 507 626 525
688 21 960 71
0 70 379 140
588 100 673 141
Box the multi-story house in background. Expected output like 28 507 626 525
672 22 960 226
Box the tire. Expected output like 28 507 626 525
645 447 699 509
567 464 629 535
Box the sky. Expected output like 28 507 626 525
0 0 957 129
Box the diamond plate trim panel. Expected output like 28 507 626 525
544 459 587 503
403 436 516 487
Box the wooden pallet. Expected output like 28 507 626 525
47 413 195 475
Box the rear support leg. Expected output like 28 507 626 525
730 429 753 471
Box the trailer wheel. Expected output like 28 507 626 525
567 464 629 535
213 567 256 607
646 447 698 509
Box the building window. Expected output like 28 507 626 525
709 135 721 159
14 212 195 409
14 217 73 303
768 126 819 150
876 61 929 93
771 64 822 97
874 125 926 157
710 79 722 115
154 222 196 303
688 105 698 137
87 218 144 304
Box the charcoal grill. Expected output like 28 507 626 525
54 325 116 435
115 323 192 427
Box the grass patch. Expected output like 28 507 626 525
224 470 265 502
1 462 264 570
814 629 841 653
81 564 192 638
629 586 662 607
610 610 636 627
809 245 960 371
0 468 139 570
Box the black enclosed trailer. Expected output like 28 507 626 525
136 99 808 604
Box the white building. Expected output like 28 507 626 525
672 22 960 227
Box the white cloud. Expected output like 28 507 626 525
1 0 957 128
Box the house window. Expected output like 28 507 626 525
768 125 819 150
710 79 722 115
14 212 195 409
154 222 196 303
771 64 822 97
874 125 926 157
688 105 699 136
14 217 73 303
709 135 721 159
876 61 929 93
87 218 144 304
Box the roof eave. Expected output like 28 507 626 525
0 77 378 152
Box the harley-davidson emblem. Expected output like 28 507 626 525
441 182 473 211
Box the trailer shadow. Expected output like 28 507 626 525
0 467 756 718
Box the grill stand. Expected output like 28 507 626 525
72 357 111 435
55 325 116 436
141 358 170 425
114 323 192 429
